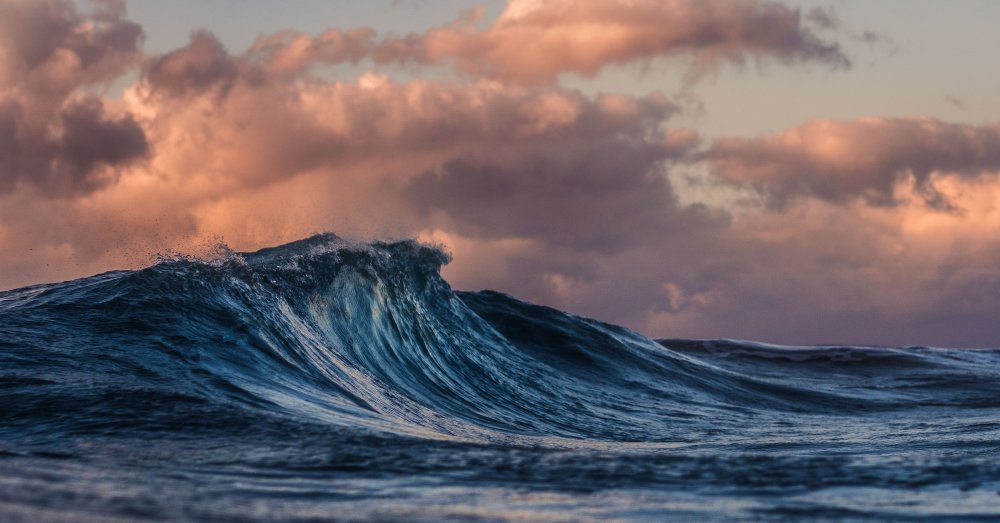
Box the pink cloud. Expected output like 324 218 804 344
403 0 849 82
702 117 1000 208
0 0 146 196
143 31 238 98
240 0 849 83
246 28 376 77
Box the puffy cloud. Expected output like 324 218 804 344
702 117 1000 208
0 13 705 293
143 31 238 98
0 94 147 196
0 0 142 93
129 30 691 198
405 133 707 253
0 0 146 196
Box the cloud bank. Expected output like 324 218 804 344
3 0 1000 347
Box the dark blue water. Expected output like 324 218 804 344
2 234 999 521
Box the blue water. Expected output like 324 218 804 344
2 234 999 521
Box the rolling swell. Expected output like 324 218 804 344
2 233 889 443
3 233 1000 520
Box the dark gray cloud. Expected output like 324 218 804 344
407 138 711 253
0 96 147 195
0 0 147 197
55 98 148 192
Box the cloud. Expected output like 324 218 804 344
143 31 238 98
423 0 850 82
405 126 708 253
701 117 1000 208
130 31 695 197
805 7 839 30
245 28 375 77
0 0 142 92
241 0 849 83
0 0 146 196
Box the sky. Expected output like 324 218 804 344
3 0 1000 347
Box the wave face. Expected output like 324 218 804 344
2 234 1000 521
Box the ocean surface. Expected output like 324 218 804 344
2 234 999 522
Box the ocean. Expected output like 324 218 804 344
2 234 999 521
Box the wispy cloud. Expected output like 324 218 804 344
242 0 849 83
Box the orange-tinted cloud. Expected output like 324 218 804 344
243 0 848 83
703 117 1000 208
143 31 238 98
0 14 705 291
246 28 376 77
